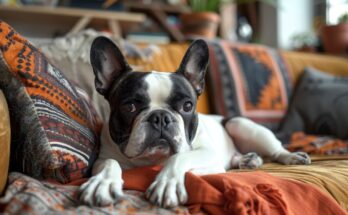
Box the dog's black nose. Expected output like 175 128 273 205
148 110 173 130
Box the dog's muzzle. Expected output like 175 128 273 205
147 110 174 131
146 110 179 152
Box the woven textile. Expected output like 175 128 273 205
0 172 189 215
283 132 348 155
208 40 292 130
1 166 347 215
0 20 101 183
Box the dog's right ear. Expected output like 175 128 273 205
90 36 132 96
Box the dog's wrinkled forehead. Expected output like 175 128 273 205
145 72 173 108
144 71 196 108
109 71 196 107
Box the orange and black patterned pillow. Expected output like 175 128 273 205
0 20 102 183
284 132 348 155
208 40 292 131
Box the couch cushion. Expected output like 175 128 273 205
208 40 292 130
0 90 10 195
0 21 101 183
278 67 348 140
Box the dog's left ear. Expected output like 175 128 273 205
177 39 209 96
90 36 132 97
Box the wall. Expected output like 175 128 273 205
260 0 314 50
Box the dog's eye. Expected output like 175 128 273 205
121 103 136 113
183 101 193 112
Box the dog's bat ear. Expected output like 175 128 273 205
176 39 209 96
90 36 132 96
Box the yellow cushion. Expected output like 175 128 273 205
0 90 10 195
281 51 348 85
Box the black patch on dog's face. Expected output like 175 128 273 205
107 72 150 150
168 73 199 142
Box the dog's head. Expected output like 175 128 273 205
90 37 209 165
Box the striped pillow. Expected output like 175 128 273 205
208 40 292 131
0 20 101 183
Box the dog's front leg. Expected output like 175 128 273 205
79 158 124 206
146 148 223 208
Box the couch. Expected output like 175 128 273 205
1 24 348 214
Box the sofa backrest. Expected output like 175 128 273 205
281 51 348 85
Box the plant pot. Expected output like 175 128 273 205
295 45 317 53
180 12 220 39
321 23 348 55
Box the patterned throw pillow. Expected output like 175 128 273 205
0 20 101 183
278 67 348 139
208 40 292 131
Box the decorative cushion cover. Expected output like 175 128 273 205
208 40 292 130
285 132 348 155
0 20 101 183
278 67 348 140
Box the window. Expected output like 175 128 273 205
326 0 348 24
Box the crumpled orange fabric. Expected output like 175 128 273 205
122 166 348 215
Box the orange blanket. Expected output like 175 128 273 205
122 166 347 215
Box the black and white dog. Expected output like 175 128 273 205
79 37 311 208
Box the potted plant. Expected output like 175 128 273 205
321 12 348 55
180 0 278 39
291 32 318 52
180 0 222 39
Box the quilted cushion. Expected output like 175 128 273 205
208 40 292 130
0 20 101 183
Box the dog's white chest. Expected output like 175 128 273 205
192 114 238 168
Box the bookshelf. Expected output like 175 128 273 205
0 5 146 38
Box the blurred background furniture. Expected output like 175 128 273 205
0 4 146 38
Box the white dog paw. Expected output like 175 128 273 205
239 152 263 169
145 172 187 208
283 152 311 165
78 175 124 207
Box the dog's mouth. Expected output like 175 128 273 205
130 138 176 163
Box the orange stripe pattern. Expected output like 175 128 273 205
0 20 101 183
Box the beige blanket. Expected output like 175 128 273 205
234 155 348 211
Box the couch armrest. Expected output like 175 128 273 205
0 90 10 195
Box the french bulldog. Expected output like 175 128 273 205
79 37 311 208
